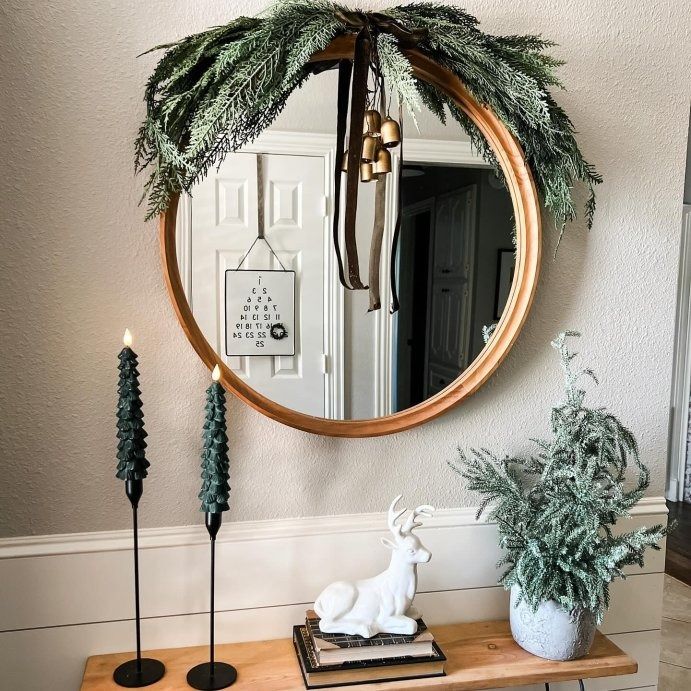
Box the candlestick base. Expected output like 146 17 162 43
186 662 237 690
113 658 166 687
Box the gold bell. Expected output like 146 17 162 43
341 149 349 172
361 135 378 162
381 117 401 148
360 162 374 182
373 147 392 176
363 109 382 136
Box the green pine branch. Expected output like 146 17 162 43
377 33 421 125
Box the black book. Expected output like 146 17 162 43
292 625 446 689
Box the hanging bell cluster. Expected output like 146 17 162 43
341 108 401 182
330 24 410 313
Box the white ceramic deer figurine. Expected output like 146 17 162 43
314 495 434 638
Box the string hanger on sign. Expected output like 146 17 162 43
233 153 287 272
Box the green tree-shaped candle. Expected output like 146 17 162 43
199 365 230 514
113 329 165 687
188 365 237 690
116 329 150 481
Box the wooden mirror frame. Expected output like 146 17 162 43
160 35 542 438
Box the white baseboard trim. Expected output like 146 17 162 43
0 498 668 691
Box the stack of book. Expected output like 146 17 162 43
293 610 446 688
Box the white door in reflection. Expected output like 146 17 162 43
427 185 477 395
188 152 327 416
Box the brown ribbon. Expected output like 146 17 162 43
389 104 404 314
368 87 388 311
368 175 387 311
328 12 427 310
332 60 352 289
334 10 428 48
342 26 371 291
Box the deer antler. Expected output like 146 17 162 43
388 495 407 540
402 504 435 535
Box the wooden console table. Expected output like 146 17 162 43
81 620 637 690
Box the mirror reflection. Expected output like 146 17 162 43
177 79 515 421
394 164 514 412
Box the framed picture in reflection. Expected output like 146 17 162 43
494 249 516 320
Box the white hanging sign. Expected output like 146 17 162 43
225 270 295 356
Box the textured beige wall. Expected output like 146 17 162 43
0 0 688 537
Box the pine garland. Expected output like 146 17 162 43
377 33 420 125
198 381 231 513
115 347 150 481
450 332 668 623
135 1 341 219
136 1 600 238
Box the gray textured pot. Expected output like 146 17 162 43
509 585 597 661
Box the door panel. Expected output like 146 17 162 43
426 185 477 393
427 363 462 396
433 191 472 278
190 153 327 416
429 282 468 367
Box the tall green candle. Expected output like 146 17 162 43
188 363 237 689
116 329 150 481
112 329 166 687
199 365 230 513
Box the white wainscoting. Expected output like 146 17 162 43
0 498 667 690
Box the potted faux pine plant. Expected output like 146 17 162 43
451 332 668 661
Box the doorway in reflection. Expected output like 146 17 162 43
393 164 514 412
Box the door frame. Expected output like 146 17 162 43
667 204 691 501
375 141 491 416
177 131 491 421
393 197 436 412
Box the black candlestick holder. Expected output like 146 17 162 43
113 479 166 688
186 512 237 690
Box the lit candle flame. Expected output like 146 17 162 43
123 329 133 347
212 364 221 382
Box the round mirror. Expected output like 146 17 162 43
161 42 541 436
